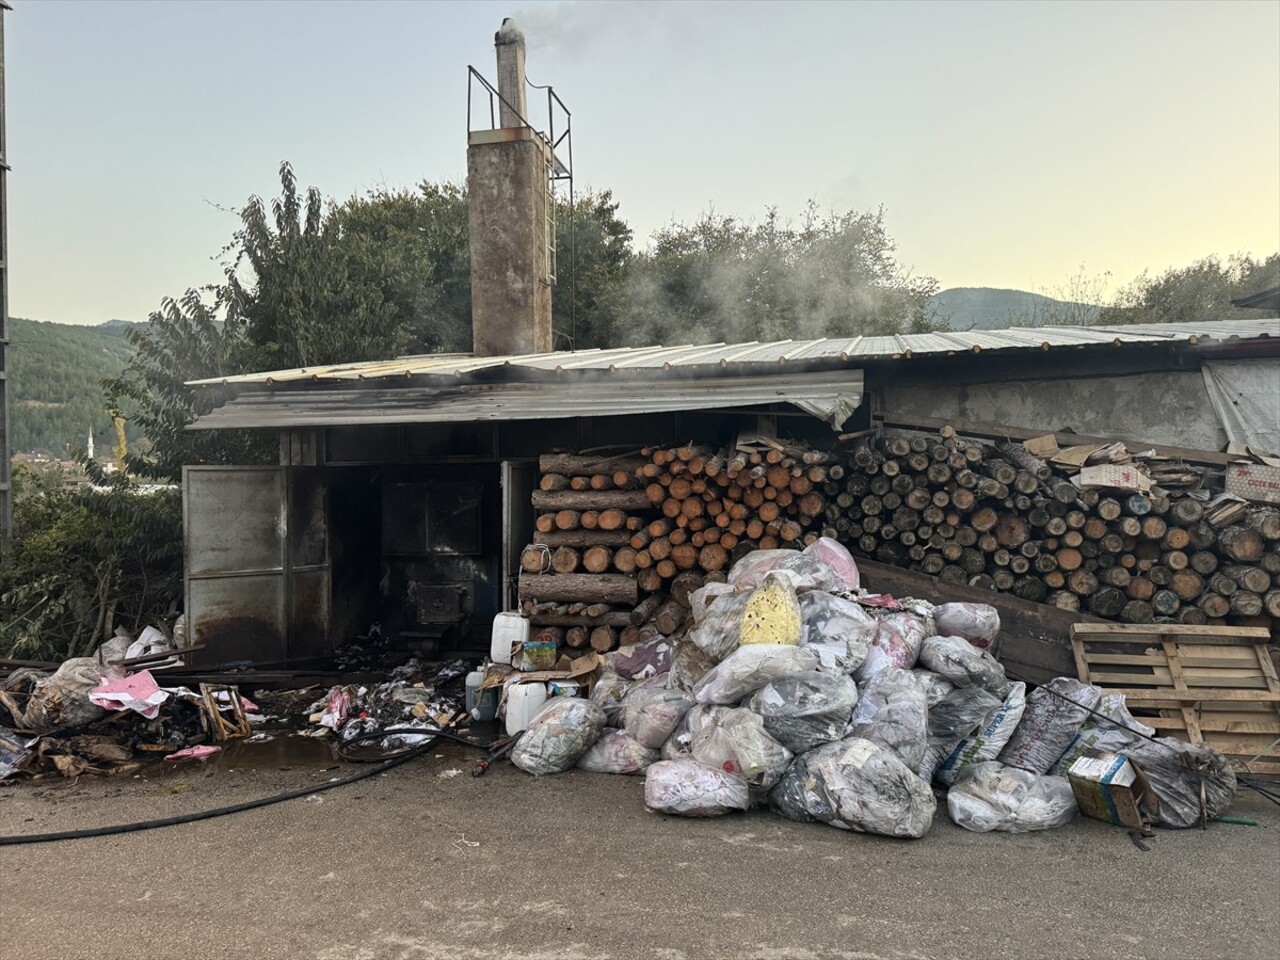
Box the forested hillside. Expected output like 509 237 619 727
6 317 139 454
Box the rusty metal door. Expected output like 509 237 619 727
184 466 331 666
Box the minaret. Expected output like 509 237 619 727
87 430 94 461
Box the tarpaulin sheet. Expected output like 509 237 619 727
1202 359 1280 455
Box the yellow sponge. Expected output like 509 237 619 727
738 572 802 646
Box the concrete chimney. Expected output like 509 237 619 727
467 18 553 358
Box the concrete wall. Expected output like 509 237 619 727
880 368 1228 449
467 134 552 357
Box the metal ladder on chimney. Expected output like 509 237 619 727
543 156 557 285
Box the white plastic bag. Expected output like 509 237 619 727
1122 736 1237 829
946 762 1077 833
577 728 659 775
510 697 606 776
687 592 752 662
1051 693 1157 777
589 669 632 727
847 668 929 772
913 669 956 707
745 672 859 754
727 548 843 593
918 635 1008 693
689 582 741 622
691 707 793 789
997 677 1102 774
667 638 718 694
644 759 750 817
931 603 1001 651
660 704 730 761
855 613 930 682
802 537 860 592
738 573 803 647
607 636 674 680
798 591 875 665
935 682 1028 786
622 675 694 749
770 737 936 838
693 644 820 705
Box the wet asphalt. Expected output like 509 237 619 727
1 750 1277 960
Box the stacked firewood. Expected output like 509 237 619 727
517 442 838 657
833 428 1280 626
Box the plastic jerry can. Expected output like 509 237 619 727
490 612 529 665
465 670 499 722
505 682 548 736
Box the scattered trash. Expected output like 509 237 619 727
437 768 463 779
164 745 221 762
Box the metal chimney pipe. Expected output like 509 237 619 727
495 18 527 128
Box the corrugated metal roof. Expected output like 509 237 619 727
189 318 1278 387
188 370 864 432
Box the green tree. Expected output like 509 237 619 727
615 204 939 347
552 188 633 349
1100 253 1280 325
104 289 267 481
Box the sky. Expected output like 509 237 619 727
6 0 1279 325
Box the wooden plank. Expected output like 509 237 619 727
1070 624 1270 643
1080 671 1269 689
1109 688 1280 703
1162 639 1203 744
875 412 1238 467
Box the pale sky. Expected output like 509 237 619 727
8 0 1279 325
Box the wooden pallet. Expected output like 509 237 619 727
1070 624 1280 776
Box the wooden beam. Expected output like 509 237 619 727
875 412 1236 467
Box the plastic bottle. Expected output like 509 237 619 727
490 612 529 665
466 670 499 722
505 683 548 736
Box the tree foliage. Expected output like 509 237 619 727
614 205 939 347
0 463 183 661
1099 253 1280 325
104 289 268 482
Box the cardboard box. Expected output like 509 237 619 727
1067 750 1154 829
1076 464 1152 493
1225 464 1280 505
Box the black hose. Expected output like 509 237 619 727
0 726 498 848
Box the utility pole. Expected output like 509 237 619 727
0 3 11 552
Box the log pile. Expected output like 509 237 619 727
831 427 1280 627
517 442 841 659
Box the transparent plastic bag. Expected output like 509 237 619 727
607 636 674 680
689 582 741 622
687 592 752 662
660 704 729 761
946 762 1077 833
738 573 803 647
931 603 1001 652
855 613 930 682
802 537 861 592
798 591 875 664
769 737 936 838
622 675 694 749
913 669 956 708
691 707 794 789
918 635 1009 693
589 669 632 727
577 728 659 775
510 697 606 775
935 682 1027 786
693 644 820 705
745 672 859 754
846 667 929 772
644 759 750 817
1122 736 1237 829
919 685 1003 782
667 638 718 694
997 677 1101 775
727 548 843 593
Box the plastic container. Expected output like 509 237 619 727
466 670 499 722
490 612 529 665
505 682 548 736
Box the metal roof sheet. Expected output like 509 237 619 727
188 317 1278 387
188 370 864 432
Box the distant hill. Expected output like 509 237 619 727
6 318 140 455
929 287 1101 331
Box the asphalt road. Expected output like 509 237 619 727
1 751 1277 960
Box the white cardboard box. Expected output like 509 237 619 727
1225 464 1280 505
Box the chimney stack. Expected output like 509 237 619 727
467 18 554 358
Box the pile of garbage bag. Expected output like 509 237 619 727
509 536 1239 836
